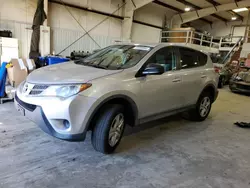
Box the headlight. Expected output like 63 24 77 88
41 84 91 98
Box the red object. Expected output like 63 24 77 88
213 66 221 73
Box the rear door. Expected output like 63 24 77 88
176 47 208 106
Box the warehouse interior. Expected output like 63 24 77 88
1 0 250 187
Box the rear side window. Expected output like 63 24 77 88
179 47 207 69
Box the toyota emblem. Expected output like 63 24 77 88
23 83 29 93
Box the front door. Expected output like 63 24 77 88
137 46 184 119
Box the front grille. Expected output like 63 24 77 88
33 85 49 90
30 90 43 95
29 85 49 95
15 94 37 112
237 84 250 90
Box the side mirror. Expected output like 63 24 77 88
142 63 165 75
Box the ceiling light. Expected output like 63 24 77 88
184 7 191 12
231 16 237 20
233 7 248 13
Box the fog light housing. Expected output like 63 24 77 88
63 120 70 129
50 119 71 130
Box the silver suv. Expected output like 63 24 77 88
15 43 219 154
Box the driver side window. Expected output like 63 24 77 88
147 47 176 72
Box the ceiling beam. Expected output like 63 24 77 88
172 0 250 26
153 0 212 25
205 0 244 21
176 0 227 22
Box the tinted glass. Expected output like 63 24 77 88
209 52 227 64
198 51 208 66
75 45 152 70
179 47 207 69
147 47 176 72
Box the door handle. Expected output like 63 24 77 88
172 78 181 82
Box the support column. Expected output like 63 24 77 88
122 8 133 42
43 0 48 26
40 0 50 56
121 0 153 41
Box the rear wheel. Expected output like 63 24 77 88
91 104 125 154
185 92 212 121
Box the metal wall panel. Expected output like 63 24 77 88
0 20 121 58
51 27 120 56
0 19 33 58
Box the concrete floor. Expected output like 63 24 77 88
1 88 250 188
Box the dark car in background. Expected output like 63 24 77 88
210 52 235 88
229 68 250 94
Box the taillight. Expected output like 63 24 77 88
214 67 220 73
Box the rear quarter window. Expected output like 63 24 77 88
179 47 208 69
197 51 208 66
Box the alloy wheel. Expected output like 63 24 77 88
108 113 124 147
199 97 211 117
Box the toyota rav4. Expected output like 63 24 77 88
15 43 219 154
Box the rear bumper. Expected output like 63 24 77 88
14 94 86 141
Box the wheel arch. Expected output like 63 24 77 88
199 84 218 103
86 94 139 131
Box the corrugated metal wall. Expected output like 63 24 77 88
0 19 33 58
51 27 120 57
0 19 121 58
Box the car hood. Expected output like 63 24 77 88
26 61 123 84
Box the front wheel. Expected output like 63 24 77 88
186 92 212 121
91 104 125 154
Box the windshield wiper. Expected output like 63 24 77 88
75 59 88 65
76 58 108 69
88 64 108 70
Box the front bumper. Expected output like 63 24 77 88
15 94 87 141
229 81 250 94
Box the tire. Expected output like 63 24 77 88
218 76 224 88
91 104 125 154
186 92 212 122
229 84 236 93
229 84 233 91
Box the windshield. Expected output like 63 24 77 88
75 45 152 70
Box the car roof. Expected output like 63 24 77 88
114 42 158 47
115 42 218 54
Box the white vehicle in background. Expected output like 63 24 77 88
15 43 219 154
